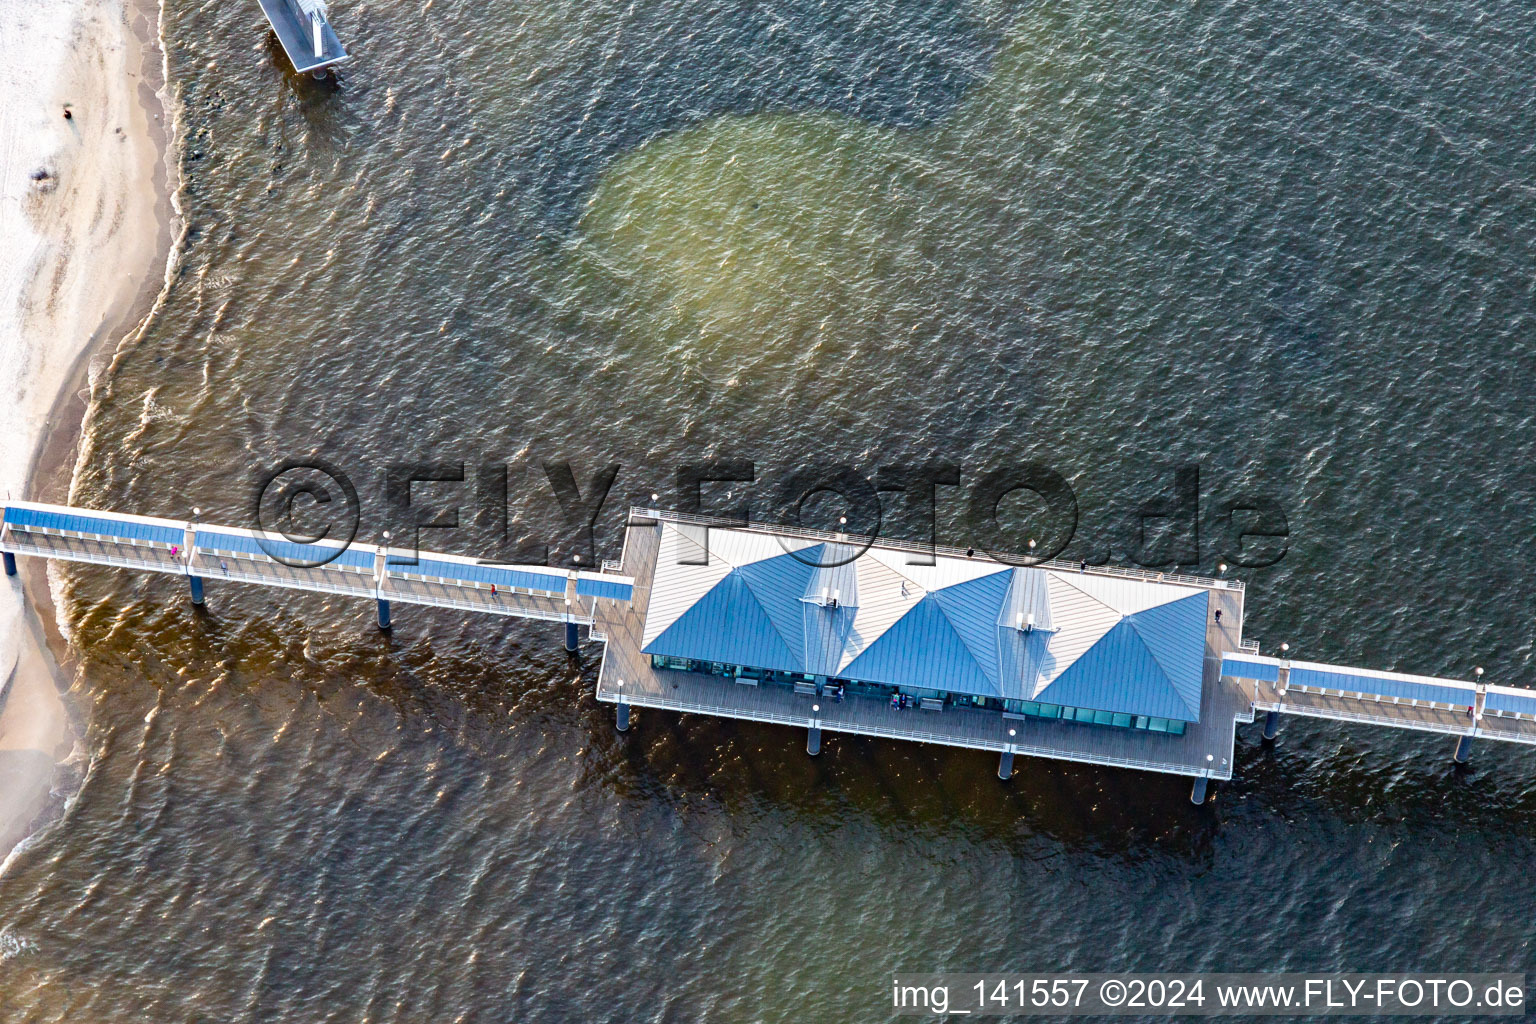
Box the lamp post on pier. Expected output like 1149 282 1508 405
1191 753 1214 804
186 507 205 605
1264 642 1289 740
375 531 392 630
1455 666 1484 763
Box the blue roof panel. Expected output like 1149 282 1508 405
840 594 1000 698
930 570 1013 688
1037 606 1204 722
1125 592 1208 715
7 506 182 545
1485 689 1536 715
195 529 375 570
389 556 565 594
1221 656 1280 682
1287 667 1474 706
996 627 1053 702
999 567 1053 632
577 578 633 602
802 602 856 677
802 543 860 609
736 550 818 667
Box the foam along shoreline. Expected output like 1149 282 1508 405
0 0 180 863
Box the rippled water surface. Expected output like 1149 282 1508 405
4 0 1536 1018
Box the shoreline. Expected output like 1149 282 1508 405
0 0 182 865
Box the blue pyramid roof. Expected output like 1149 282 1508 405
1125 591 1207 714
1035 592 1207 720
840 590 1002 698
643 569 803 673
735 549 819 665
929 569 1013 688
642 535 1206 719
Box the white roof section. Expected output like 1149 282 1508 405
642 525 821 645
1035 575 1124 690
1050 571 1203 616
844 555 925 663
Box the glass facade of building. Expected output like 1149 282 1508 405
649 655 1189 735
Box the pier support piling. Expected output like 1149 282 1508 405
565 621 579 652
1453 734 1473 764
616 702 630 732
997 750 1014 781
1262 710 1280 741
1190 776 1209 805
376 598 391 631
188 574 205 606
3 552 15 576
807 726 821 756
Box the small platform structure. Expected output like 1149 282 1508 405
257 0 348 75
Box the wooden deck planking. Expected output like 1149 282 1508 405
1473 715 1536 746
1246 677 1536 745
385 575 583 623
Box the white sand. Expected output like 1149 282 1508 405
0 0 179 860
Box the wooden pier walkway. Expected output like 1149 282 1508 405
0 501 632 630
1223 651 1536 750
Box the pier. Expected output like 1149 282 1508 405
5 501 1534 799
591 512 1253 796
1222 653 1536 754
0 501 631 634
256 0 348 76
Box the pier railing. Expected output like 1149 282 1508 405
1 501 631 629
1252 696 1474 737
604 685 1230 778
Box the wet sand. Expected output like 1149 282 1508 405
0 0 180 863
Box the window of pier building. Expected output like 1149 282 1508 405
648 655 1188 734
1003 699 1186 735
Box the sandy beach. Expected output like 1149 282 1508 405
0 0 179 862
